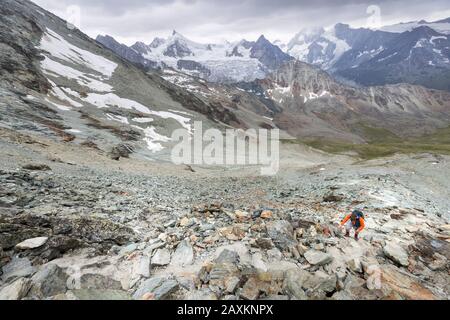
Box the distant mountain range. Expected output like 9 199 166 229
1 0 449 158
97 17 450 91
97 31 293 83
285 20 450 91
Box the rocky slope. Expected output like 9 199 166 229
0 0 282 163
0 131 449 300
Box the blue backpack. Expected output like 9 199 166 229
353 210 365 221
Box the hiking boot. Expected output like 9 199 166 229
345 231 350 237
354 233 359 241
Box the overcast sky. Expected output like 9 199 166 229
32 0 450 45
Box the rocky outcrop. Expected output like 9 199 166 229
0 213 137 254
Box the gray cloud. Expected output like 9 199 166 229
32 0 450 45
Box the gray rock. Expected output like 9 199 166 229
0 278 31 300
306 271 337 294
209 263 239 283
255 238 274 249
284 269 309 300
347 258 363 273
171 240 194 267
224 276 241 293
30 264 68 298
304 250 333 266
79 274 122 290
135 255 151 278
15 237 48 250
118 243 138 256
144 239 166 255
22 164 51 171
151 249 171 266
1 257 36 282
266 220 296 250
240 278 261 300
214 249 239 264
383 243 409 267
133 277 179 300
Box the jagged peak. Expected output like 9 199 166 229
256 35 269 43
409 25 440 36
96 34 116 41
149 37 165 48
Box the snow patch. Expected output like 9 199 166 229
66 129 82 133
39 28 117 77
41 56 114 92
132 117 154 123
132 125 171 153
106 113 129 124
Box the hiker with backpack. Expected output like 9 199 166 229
339 210 365 241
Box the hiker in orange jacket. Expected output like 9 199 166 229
340 210 365 241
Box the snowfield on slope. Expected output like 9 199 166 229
37 29 192 153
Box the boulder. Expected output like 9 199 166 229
224 276 240 294
209 263 240 288
251 252 268 272
15 237 48 250
171 240 194 267
260 210 273 219
347 258 363 273
284 268 337 299
304 250 333 266
255 238 274 249
78 274 122 290
235 210 251 222
266 220 296 250
428 253 447 271
29 264 68 298
380 265 437 300
283 269 308 300
1 257 36 282
22 164 51 171
151 249 171 266
323 193 344 202
108 144 133 160
118 243 138 256
214 249 239 264
383 243 409 267
0 278 31 300
341 274 378 300
134 255 151 278
133 277 179 300
240 278 262 300
365 264 382 291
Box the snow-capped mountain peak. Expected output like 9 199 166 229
97 33 294 83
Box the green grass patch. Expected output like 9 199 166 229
282 126 450 160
